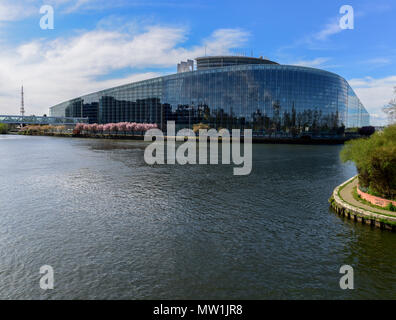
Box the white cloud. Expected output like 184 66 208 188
291 57 331 68
0 1 36 21
314 20 343 41
202 29 249 55
57 0 111 13
362 57 391 66
0 0 119 21
349 76 396 126
0 0 203 21
0 26 249 115
275 18 345 55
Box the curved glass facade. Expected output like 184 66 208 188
50 63 369 134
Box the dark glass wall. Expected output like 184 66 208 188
50 64 370 133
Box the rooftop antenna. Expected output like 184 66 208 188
20 85 25 116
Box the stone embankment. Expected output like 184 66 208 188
329 176 396 232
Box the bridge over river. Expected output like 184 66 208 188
0 115 88 125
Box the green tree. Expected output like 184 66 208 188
0 123 9 134
341 124 396 200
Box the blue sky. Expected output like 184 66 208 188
0 0 395 125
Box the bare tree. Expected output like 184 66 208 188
383 86 396 124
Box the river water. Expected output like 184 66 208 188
0 135 395 299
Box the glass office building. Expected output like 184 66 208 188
50 56 369 134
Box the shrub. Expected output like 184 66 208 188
0 123 9 134
386 203 396 212
341 124 396 200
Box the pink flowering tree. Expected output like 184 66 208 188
83 124 90 133
75 123 84 131
74 121 157 136
103 124 110 133
126 123 133 133
117 122 127 134
131 122 137 133
110 123 117 134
